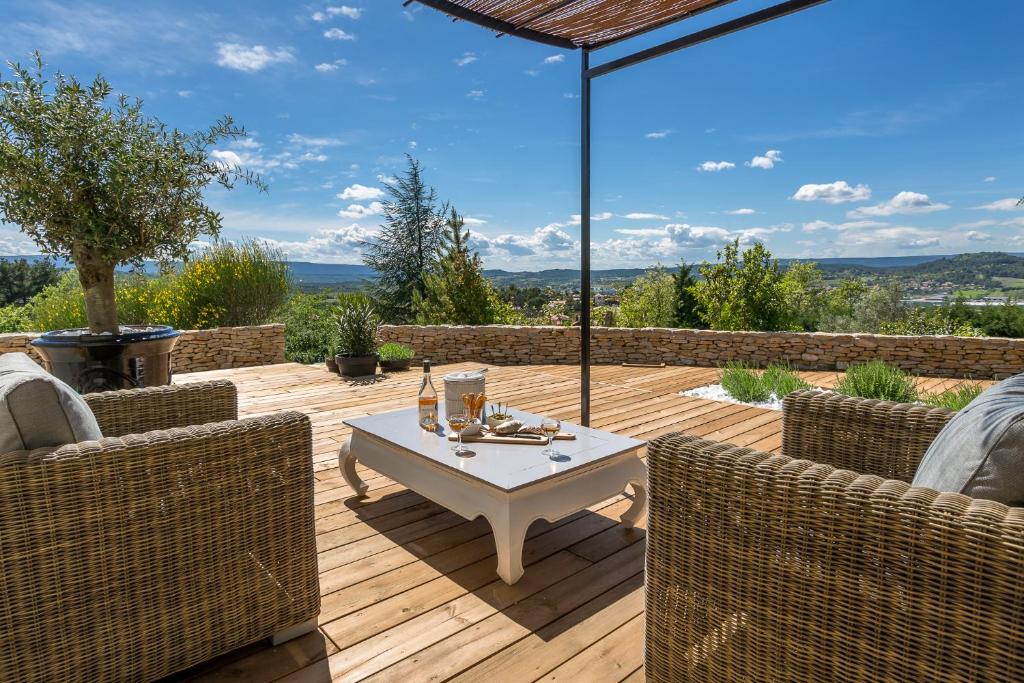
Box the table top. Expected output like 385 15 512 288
344 405 646 492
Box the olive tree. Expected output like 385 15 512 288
0 54 263 334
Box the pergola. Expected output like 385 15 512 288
407 0 830 425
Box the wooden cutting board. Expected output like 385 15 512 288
448 432 576 445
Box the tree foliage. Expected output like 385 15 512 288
618 266 676 328
693 240 788 331
0 53 263 333
0 258 60 305
362 155 446 323
672 261 704 329
413 208 510 325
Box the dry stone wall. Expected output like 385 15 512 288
0 324 285 374
378 325 1024 379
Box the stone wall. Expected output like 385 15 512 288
0 324 286 374
378 325 1024 379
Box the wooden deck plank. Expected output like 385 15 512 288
168 359 970 682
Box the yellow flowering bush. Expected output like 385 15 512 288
25 241 290 331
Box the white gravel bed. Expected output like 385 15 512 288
680 383 817 411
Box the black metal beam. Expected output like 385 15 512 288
580 48 592 427
408 0 577 49
585 0 829 79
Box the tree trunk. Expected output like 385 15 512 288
73 246 119 334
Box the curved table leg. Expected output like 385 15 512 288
488 507 532 585
339 436 368 497
620 459 649 529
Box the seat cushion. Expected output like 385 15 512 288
912 374 1024 505
0 353 102 451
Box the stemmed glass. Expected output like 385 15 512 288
448 413 470 456
541 417 566 461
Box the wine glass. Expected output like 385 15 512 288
448 413 470 456
541 418 565 461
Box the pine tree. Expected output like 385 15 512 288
413 207 505 325
361 156 446 322
672 261 704 328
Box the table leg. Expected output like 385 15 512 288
339 436 368 497
488 508 530 585
620 460 649 528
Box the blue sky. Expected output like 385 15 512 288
1 0 1022 269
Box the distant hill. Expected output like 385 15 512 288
6 252 1024 291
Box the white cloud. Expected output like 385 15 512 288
645 130 671 139
745 149 782 169
262 223 374 263
338 201 385 219
314 59 347 72
800 219 943 252
338 183 384 201
327 5 362 19
177 89 192 98
408 141 418 150
792 181 872 204
286 133 347 148
210 149 244 168
455 52 477 67
462 216 487 226
215 43 295 72
965 230 991 242
725 208 757 215
466 89 485 99
544 54 565 64
984 176 997 183
472 224 577 259
568 212 613 224
323 27 355 40
974 198 1022 211
847 191 950 218
623 212 670 220
697 160 735 172
563 92 578 99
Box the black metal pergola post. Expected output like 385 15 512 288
410 0 829 427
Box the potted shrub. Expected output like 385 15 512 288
325 343 340 374
336 302 379 378
378 342 414 372
0 54 263 392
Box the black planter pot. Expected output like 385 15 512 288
336 353 378 378
325 357 339 373
31 325 181 394
379 358 411 372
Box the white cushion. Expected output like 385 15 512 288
912 374 1024 506
0 353 102 451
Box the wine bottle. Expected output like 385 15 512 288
418 360 438 432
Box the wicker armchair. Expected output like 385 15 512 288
0 380 320 683
646 389 1024 683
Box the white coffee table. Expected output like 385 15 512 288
339 406 647 585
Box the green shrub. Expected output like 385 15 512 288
835 361 918 403
761 363 811 397
880 307 982 337
0 304 31 332
720 362 771 403
923 382 984 411
274 292 338 364
337 302 379 356
378 342 414 361
27 270 87 331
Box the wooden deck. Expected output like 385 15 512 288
167 361 983 683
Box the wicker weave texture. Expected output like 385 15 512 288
782 389 954 482
84 379 239 437
645 431 1024 683
0 382 318 682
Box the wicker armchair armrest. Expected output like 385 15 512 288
781 389 954 482
0 411 318 683
645 433 1024 683
84 380 238 436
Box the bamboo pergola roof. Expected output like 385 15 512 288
411 0 739 49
